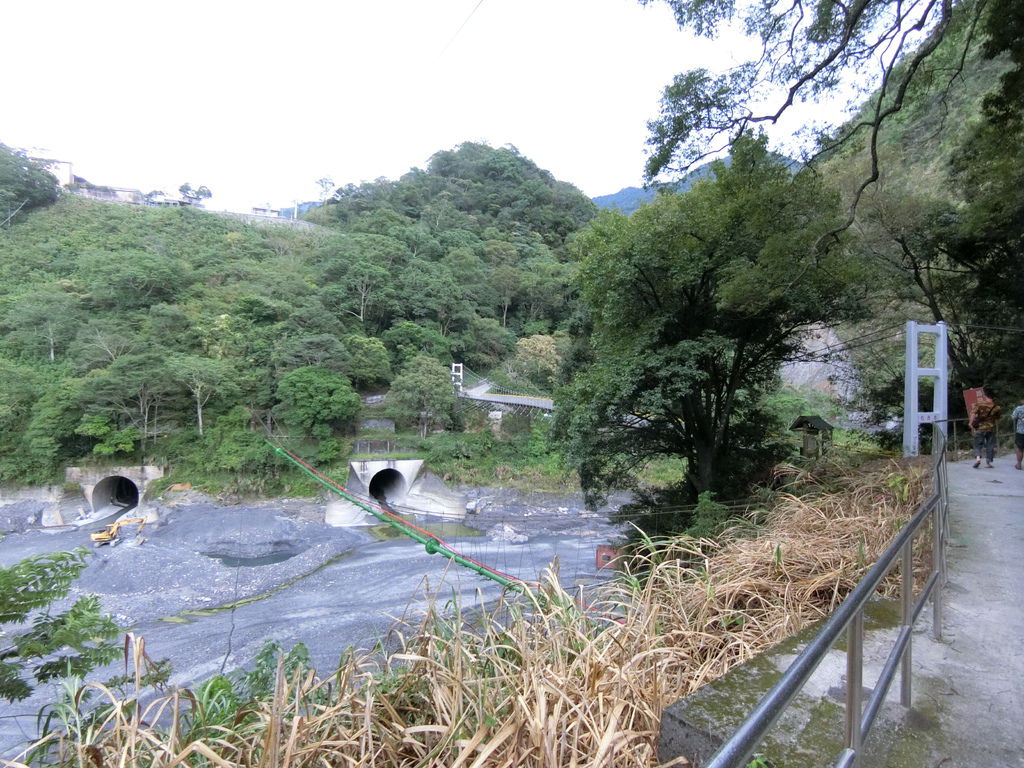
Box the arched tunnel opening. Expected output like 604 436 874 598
368 468 407 504
91 476 140 514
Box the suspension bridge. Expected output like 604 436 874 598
451 364 555 413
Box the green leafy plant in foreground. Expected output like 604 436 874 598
178 639 314 743
0 548 120 703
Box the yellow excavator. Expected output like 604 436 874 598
90 517 146 546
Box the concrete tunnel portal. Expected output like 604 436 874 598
368 468 408 504
63 465 162 523
91 475 140 513
326 458 466 525
346 459 424 509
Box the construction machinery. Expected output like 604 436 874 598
90 517 146 546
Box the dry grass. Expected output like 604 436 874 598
11 459 931 768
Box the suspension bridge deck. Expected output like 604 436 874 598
458 390 554 411
455 369 555 412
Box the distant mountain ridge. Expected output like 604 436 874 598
591 162 717 214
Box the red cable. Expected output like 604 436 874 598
275 443 626 620
271 442 524 584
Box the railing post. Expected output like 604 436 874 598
932 521 943 643
845 611 864 767
931 425 945 641
900 541 914 708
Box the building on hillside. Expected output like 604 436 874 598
38 159 75 187
146 193 191 207
71 185 145 205
29 157 198 208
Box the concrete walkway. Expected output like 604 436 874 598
659 450 1024 767
917 451 1024 766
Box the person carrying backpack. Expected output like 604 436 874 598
1011 398 1024 471
969 388 1002 468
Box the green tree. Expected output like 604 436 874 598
398 259 466 335
511 334 561 388
556 135 865 504
2 287 81 362
77 250 187 310
0 144 58 221
387 354 455 438
457 316 515 371
978 0 1024 132
491 264 522 327
341 334 392 390
74 414 140 456
0 359 43 479
381 321 453 368
519 259 574 328
274 366 360 439
323 257 391 325
81 352 179 447
0 549 120 703
0 358 39 431
641 0 1000 220
68 317 139 372
179 183 212 205
273 333 351 374
831 24 1024 411
168 355 239 435
320 233 405 326
20 380 89 481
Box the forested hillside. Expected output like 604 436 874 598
0 143 595 487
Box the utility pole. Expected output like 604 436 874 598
1 201 26 228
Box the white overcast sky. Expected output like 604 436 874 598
3 0 763 212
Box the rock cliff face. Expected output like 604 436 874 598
780 327 855 398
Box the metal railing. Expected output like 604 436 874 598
703 425 949 768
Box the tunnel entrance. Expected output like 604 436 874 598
368 468 407 504
91 475 140 514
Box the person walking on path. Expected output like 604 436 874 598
969 388 1002 468
1012 398 1024 470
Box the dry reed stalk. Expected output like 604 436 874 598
18 459 930 768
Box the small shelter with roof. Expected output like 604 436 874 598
790 415 834 458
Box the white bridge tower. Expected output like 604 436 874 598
903 320 948 457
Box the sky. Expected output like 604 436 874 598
3 0 763 213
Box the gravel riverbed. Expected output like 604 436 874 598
0 486 627 754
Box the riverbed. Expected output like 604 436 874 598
0 486 626 755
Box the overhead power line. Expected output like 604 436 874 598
953 322 1024 334
790 323 904 362
440 0 486 57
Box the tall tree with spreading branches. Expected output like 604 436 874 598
641 0 1017 227
556 135 867 505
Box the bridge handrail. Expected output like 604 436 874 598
701 425 949 768
459 391 555 409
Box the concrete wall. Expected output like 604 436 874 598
658 599 935 767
